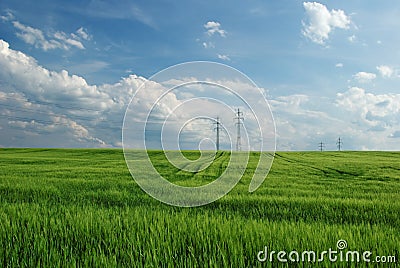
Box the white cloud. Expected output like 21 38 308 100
353 72 376 83
348 34 356 43
202 41 215 49
12 21 57 50
336 87 400 119
0 10 14 22
204 21 227 37
335 63 343 68
270 94 347 150
0 39 144 147
13 21 86 50
376 65 394 78
125 77 275 151
217 54 230 61
0 40 240 148
302 2 351 45
4 12 89 51
76 27 91 41
200 22 230 61
2 37 400 151
53 31 84 50
336 88 400 149
268 87 400 150
0 42 274 150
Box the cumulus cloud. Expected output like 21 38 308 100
2 37 399 150
335 63 343 68
376 65 394 78
270 94 346 150
336 87 400 119
0 39 273 150
335 87 400 149
0 39 144 147
125 75 275 151
204 21 227 37
353 72 376 83
2 91 106 147
267 87 400 150
302 2 351 45
0 39 107 102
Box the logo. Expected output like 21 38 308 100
122 61 276 207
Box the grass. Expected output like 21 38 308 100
0 148 399 267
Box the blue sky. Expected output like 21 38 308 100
1 0 400 150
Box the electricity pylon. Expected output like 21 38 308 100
337 137 343 151
213 117 221 151
234 108 244 151
318 142 325 152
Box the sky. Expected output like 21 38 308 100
0 0 400 150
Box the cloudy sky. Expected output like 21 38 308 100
0 0 400 150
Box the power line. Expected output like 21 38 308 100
234 108 244 151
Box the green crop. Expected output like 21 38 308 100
0 149 399 267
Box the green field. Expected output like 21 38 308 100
0 149 399 267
